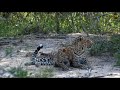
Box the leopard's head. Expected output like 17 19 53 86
80 37 93 48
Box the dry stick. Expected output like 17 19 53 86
90 73 120 78
81 25 90 38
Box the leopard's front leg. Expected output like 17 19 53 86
53 50 70 71
71 60 83 68
71 55 88 69
54 55 70 71
55 60 70 71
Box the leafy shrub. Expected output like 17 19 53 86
5 47 13 57
89 43 102 56
110 34 120 53
110 34 120 44
35 67 54 78
89 40 110 56
114 50 120 66
9 67 28 78
89 34 120 56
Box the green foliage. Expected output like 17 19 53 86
110 34 120 66
110 34 120 53
114 50 120 66
0 12 120 37
89 42 102 56
89 40 110 56
5 46 13 57
9 67 28 78
89 34 120 57
35 67 54 78
89 34 120 67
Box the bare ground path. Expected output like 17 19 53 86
0 33 120 78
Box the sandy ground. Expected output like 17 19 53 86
0 33 120 78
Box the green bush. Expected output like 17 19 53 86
89 34 120 56
89 34 120 66
110 34 120 44
9 67 28 78
114 50 120 66
110 34 120 53
89 40 110 56
5 47 13 57
35 67 54 78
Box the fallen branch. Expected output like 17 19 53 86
0 41 10 46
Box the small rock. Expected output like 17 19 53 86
0 69 5 74
2 72 14 78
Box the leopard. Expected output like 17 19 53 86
52 35 93 70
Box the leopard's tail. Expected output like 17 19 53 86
25 44 43 66
34 44 43 55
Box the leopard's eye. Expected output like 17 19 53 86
63 49 66 52
82 47 84 50
80 37 82 41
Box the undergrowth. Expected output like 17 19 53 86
8 67 28 78
5 46 13 57
89 34 120 65
35 67 54 78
